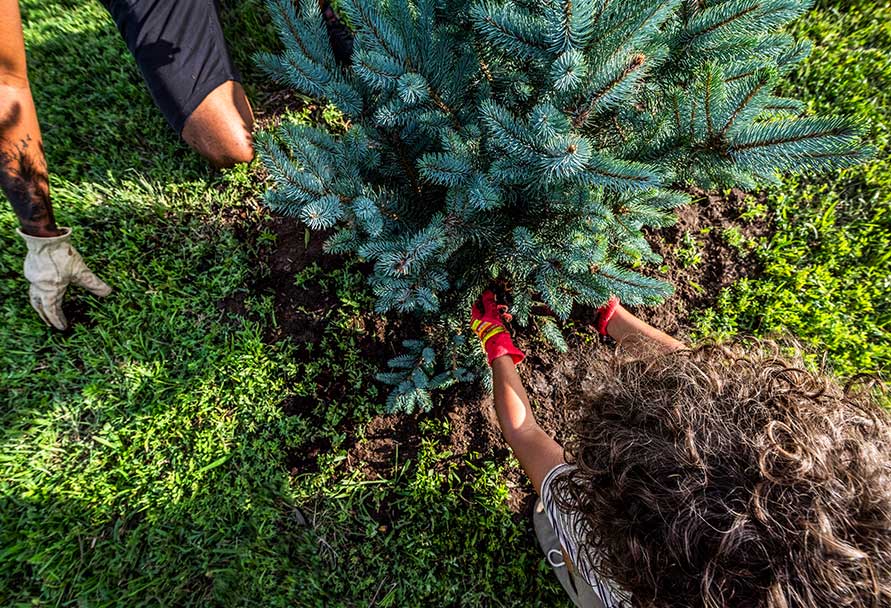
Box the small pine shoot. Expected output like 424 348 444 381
376 338 473 413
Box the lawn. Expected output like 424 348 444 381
1 0 888 606
695 0 891 374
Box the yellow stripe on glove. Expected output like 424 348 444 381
470 319 489 337
469 289 526 366
472 319 508 348
480 325 506 349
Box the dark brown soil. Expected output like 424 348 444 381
253 90 318 132
253 88 352 135
61 297 96 332
226 185 773 523
262 220 341 343
340 338 596 520
635 187 772 337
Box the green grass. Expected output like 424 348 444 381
2 0 888 605
696 0 891 374
1 2 562 605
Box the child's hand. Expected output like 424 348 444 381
595 296 621 336
470 290 525 366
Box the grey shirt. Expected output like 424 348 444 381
541 463 630 608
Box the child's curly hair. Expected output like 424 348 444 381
552 340 891 608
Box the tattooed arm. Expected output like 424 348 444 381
0 0 59 237
1 1 111 330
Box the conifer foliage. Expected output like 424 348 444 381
258 0 868 412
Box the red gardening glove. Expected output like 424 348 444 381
595 296 620 336
470 290 525 366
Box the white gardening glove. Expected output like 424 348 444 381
17 227 112 330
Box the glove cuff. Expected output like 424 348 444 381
17 227 72 253
596 297 620 336
485 332 525 366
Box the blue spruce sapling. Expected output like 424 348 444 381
257 0 869 412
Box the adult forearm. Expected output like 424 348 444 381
0 0 58 237
0 83 58 237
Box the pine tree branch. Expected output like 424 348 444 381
605 0 678 57
354 53 404 88
550 0 576 52
572 53 646 127
689 94 697 142
594 11 636 54
720 72 771 136
679 0 690 24
589 166 652 183
562 0 573 38
583 155 659 187
477 56 495 84
387 132 422 194
481 15 549 52
688 2 760 39
285 124 338 157
704 68 715 137
613 116 630 142
259 139 327 201
427 88 463 131
762 98 805 114
729 125 852 153
272 0 319 64
351 0 403 63
481 101 544 160
281 51 329 97
592 0 613 27
597 266 665 291
671 94 682 132
608 208 638 240
725 69 757 83
789 149 867 161
419 153 471 186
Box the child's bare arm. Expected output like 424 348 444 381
492 356 565 495
475 293 684 496
471 290 565 495
604 303 686 352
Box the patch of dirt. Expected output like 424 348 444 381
262 220 341 343
219 212 421 482
280 396 333 476
329 327 607 522
347 412 424 477
62 297 97 331
252 87 350 134
219 214 342 343
252 89 313 132
635 187 772 337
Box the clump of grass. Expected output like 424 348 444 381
676 231 703 269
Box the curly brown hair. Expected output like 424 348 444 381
552 341 891 608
